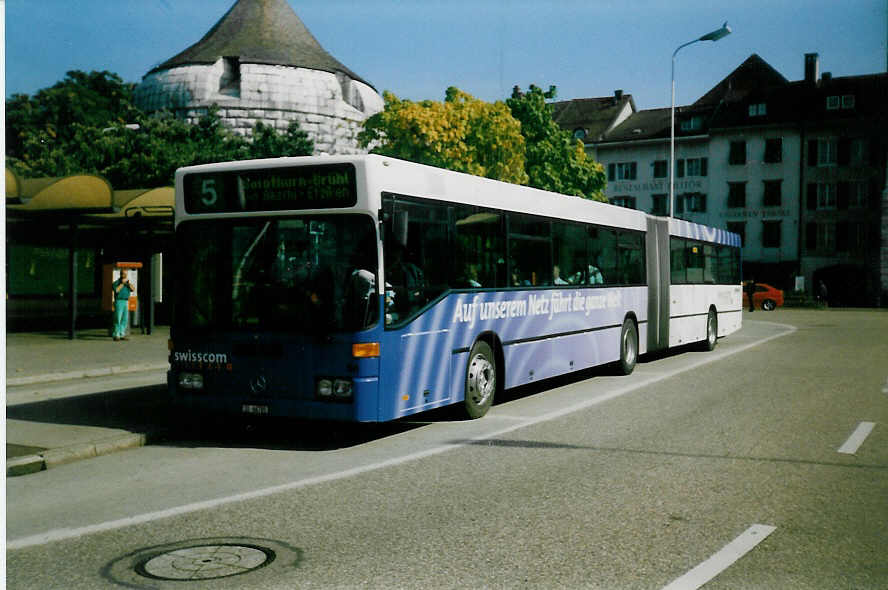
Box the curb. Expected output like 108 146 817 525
7 363 169 387
6 431 150 477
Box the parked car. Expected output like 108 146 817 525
743 282 784 311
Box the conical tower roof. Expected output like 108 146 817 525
149 0 371 87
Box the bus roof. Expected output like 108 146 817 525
175 155 741 247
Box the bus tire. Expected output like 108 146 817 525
464 340 496 419
701 308 718 351
618 318 638 375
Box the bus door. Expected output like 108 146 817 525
645 216 670 352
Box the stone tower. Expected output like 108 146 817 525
134 0 383 155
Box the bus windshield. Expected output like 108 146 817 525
175 214 379 333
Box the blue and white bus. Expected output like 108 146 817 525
169 155 742 421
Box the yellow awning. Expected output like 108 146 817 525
7 174 113 212
6 167 22 200
92 187 174 218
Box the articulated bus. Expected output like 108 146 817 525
169 155 742 422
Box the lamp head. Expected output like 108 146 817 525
699 22 731 42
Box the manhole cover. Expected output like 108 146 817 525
137 544 273 581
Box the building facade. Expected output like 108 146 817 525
134 0 383 155
560 54 887 305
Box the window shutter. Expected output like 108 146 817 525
806 184 818 210
608 163 615 181
837 182 850 210
807 140 818 166
805 222 818 251
699 194 707 212
837 139 850 166
677 160 685 178
701 158 708 177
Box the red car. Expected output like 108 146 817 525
743 282 784 311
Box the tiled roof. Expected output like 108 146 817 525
551 94 635 140
693 53 788 107
600 107 672 142
150 0 371 87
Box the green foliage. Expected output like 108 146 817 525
6 70 314 188
248 120 314 159
358 87 528 184
507 85 606 201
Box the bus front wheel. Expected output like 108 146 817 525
618 318 638 375
464 340 496 419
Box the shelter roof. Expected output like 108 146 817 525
6 173 114 213
149 0 372 88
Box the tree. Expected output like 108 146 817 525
358 87 528 184
507 85 607 201
248 120 314 159
7 70 315 188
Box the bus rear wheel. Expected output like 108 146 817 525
701 308 718 351
618 318 637 375
464 340 496 419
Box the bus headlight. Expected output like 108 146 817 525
178 372 204 390
333 379 353 399
316 379 333 398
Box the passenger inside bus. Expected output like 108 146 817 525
384 241 426 324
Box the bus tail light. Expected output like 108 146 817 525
352 342 380 358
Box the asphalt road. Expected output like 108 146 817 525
6 310 888 589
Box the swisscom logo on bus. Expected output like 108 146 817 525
172 350 232 371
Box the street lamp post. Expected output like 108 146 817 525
670 22 731 218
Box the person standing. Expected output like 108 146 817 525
112 269 135 341
745 278 756 312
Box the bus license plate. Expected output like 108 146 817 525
242 404 269 416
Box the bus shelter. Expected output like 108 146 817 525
5 167 174 338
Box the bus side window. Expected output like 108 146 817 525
553 222 586 285
670 237 687 284
589 227 617 286
453 205 505 289
617 231 644 285
686 241 704 283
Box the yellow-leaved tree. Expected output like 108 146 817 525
358 87 529 185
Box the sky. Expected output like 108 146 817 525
4 0 887 110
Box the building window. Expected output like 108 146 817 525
762 221 781 248
728 182 746 208
817 138 837 167
219 56 241 97
680 116 703 131
851 181 868 208
748 103 767 116
652 160 668 178
818 223 836 251
763 180 782 207
849 138 869 165
611 196 637 209
727 222 746 247
651 194 667 215
764 138 783 163
608 162 637 181
841 95 855 109
685 157 708 177
826 96 841 110
729 141 746 165
684 193 707 213
818 183 836 209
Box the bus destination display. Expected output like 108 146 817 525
183 163 357 213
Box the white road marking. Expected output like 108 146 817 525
837 422 876 455
660 524 777 590
8 322 797 550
